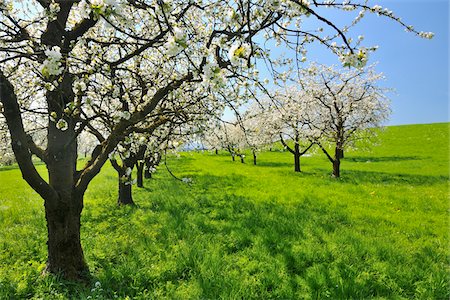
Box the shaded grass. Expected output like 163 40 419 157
0 123 449 299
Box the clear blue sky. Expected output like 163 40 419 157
296 0 449 125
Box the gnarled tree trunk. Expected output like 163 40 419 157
44 191 88 280
111 159 136 206
1 70 90 280
43 74 91 279
118 176 134 205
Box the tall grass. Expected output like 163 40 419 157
0 123 448 299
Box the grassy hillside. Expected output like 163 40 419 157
0 123 448 299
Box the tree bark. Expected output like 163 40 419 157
44 76 91 279
215 149 218 155
136 162 144 188
294 142 301 172
111 159 135 206
333 147 341 177
118 177 134 205
144 157 152 179
44 192 88 280
253 151 257 165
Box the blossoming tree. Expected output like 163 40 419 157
301 64 391 177
264 88 320 172
0 0 431 280
240 102 279 165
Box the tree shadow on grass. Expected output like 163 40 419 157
333 169 449 186
346 156 423 163
0 161 45 172
255 161 293 168
0 165 18 172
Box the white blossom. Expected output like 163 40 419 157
42 46 63 78
56 119 69 131
228 42 251 66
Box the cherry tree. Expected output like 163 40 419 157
240 102 278 165
202 121 242 161
141 142 162 180
227 122 249 163
301 64 390 177
109 134 148 205
202 121 227 155
262 88 320 172
0 0 431 280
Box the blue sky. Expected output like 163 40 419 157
291 0 449 125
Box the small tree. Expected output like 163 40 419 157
241 102 279 165
269 88 320 172
109 135 147 205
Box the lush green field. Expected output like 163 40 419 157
0 123 449 299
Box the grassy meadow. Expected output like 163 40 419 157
0 123 449 299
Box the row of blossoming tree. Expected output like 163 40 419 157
203 63 390 177
0 0 432 280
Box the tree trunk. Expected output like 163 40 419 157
45 88 89 279
333 159 340 177
118 175 134 205
136 162 144 188
253 152 257 165
144 168 152 179
215 149 218 155
231 153 235 161
337 148 344 159
44 192 89 280
294 142 301 172
333 147 341 177
240 155 245 164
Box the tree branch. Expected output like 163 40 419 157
317 142 334 164
279 134 295 154
0 70 57 201
300 142 315 156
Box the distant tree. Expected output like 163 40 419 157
268 88 320 172
202 121 243 162
302 64 391 177
109 135 148 205
241 102 279 165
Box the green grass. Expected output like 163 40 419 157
0 123 449 299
